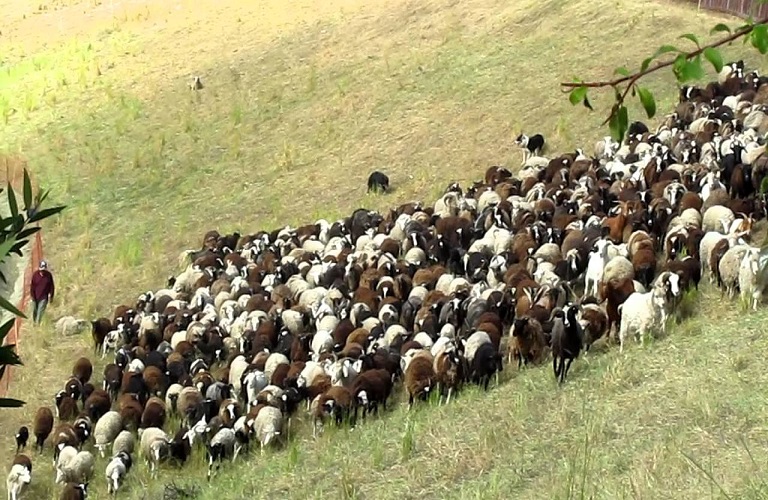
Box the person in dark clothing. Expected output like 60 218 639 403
30 260 54 325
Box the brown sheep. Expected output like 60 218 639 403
509 316 548 368
59 482 88 500
32 406 54 453
631 239 657 289
404 354 435 409
83 389 111 422
51 422 79 460
433 350 463 405
55 391 79 421
350 368 393 421
117 394 143 432
91 318 113 353
579 302 609 349
140 397 167 429
313 386 353 435
598 277 635 337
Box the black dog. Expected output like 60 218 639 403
367 171 390 193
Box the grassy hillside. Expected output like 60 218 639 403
2 0 768 498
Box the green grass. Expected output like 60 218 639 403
1 0 768 498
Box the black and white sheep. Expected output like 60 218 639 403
105 451 132 494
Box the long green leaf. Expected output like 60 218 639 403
0 292 25 319
0 235 17 264
0 318 15 343
0 398 25 408
0 345 22 366
6 183 18 220
637 87 656 119
22 169 32 211
27 205 66 224
703 47 724 73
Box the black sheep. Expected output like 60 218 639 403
15 425 28 453
469 342 502 390
367 171 390 193
550 305 583 384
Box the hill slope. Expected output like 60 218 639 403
1 0 768 498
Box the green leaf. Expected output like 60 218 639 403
679 33 701 48
608 105 629 143
27 205 66 224
640 45 680 72
703 47 724 73
6 183 18 220
751 24 768 54
0 235 17 264
0 345 22 366
0 318 15 343
22 169 32 211
583 95 594 111
0 292 25 319
569 86 587 106
0 398 25 408
637 87 656 119
614 66 631 77
710 23 732 35
673 54 706 83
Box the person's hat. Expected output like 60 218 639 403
39 260 48 270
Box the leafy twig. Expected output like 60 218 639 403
560 15 768 141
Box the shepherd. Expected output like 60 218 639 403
30 260 55 325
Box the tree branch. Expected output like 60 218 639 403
560 15 768 99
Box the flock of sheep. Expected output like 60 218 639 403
7 59 768 499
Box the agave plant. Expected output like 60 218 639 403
0 168 65 408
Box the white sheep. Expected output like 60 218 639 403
111 430 135 457
618 285 672 354
603 255 635 284
264 353 290 382
739 247 767 310
719 244 751 298
139 427 171 474
702 205 735 234
252 406 283 452
228 355 249 397
55 316 91 337
6 463 31 500
584 239 610 298
327 358 363 388
310 330 334 358
93 411 123 457
55 449 94 484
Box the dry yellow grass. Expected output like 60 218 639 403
1 0 768 498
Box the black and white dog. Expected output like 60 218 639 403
514 133 545 165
